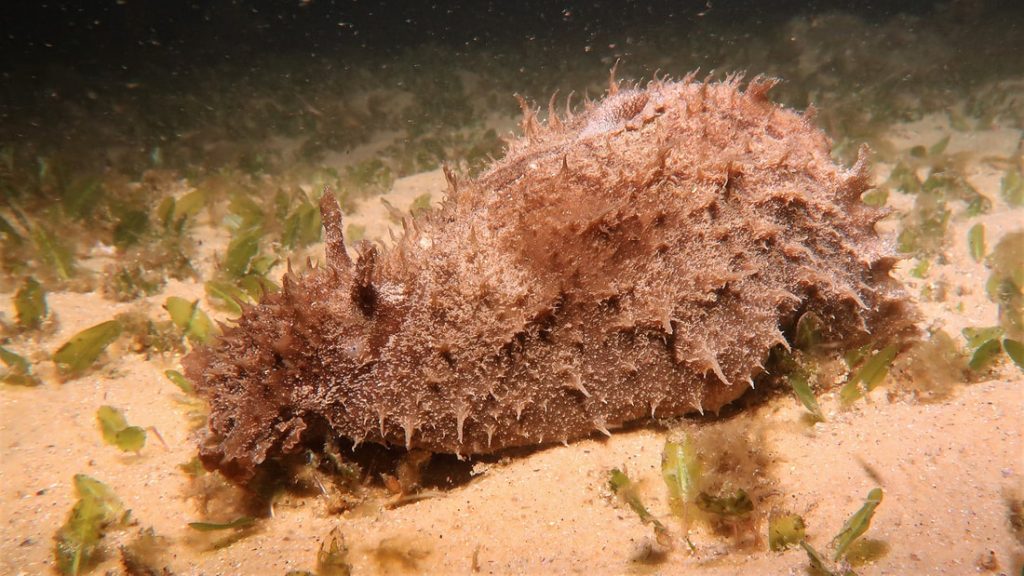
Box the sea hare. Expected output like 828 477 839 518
185 74 915 483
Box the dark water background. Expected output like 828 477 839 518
3 1 1022 174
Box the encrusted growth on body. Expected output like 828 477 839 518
185 74 915 483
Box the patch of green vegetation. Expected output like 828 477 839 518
1 345 42 386
14 276 48 329
205 280 253 316
695 489 753 518
886 162 920 194
774 348 825 421
102 191 203 301
31 222 77 281
345 159 394 195
839 344 899 404
961 326 1022 374
897 185 950 255
96 405 147 453
53 320 123 378
794 311 824 352
859 188 887 208
408 193 432 217
968 338 1004 372
1004 339 1024 370
112 209 149 249
1001 166 1023 207
799 488 885 576
831 488 883 560
967 223 985 263
54 474 129 575
178 456 206 479
164 369 194 395
60 178 106 221
164 297 215 345
114 310 185 357
661 435 701 545
768 513 806 552
282 197 322 249
985 232 1024 340
609 468 671 547
102 263 165 302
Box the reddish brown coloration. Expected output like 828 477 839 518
185 74 915 483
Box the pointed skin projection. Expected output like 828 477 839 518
184 74 917 484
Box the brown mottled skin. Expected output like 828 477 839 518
185 74 915 483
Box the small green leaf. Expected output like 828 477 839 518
188 516 256 532
768 514 806 552
179 456 206 478
14 276 47 329
409 193 432 217
840 345 898 403
695 489 753 517
173 190 206 223
788 370 824 422
156 196 176 230
832 487 883 561
801 540 837 576
609 468 670 545
53 320 122 377
1 345 42 386
282 201 322 249
887 162 920 194
928 135 950 157
204 280 249 315
164 297 213 344
96 406 146 452
662 435 702 522
962 326 1004 349
224 228 261 278
62 179 105 220
164 369 194 394
0 213 24 243
860 188 888 208
967 224 985 263
1001 167 1023 207
227 195 265 230
112 209 150 248
1002 339 1024 370
115 427 147 452
32 225 75 280
909 259 930 279
55 474 127 575
794 312 823 352
968 339 1003 372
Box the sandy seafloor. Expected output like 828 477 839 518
1 102 1023 575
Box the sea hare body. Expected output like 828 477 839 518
185 75 914 483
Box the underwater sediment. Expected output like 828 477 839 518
185 73 916 483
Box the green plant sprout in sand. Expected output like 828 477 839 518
54 475 130 576
609 468 672 548
96 406 147 453
798 487 885 576
52 320 123 379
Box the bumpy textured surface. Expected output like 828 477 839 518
185 75 915 483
